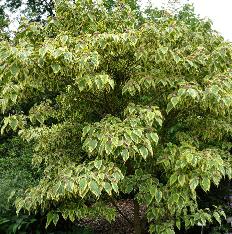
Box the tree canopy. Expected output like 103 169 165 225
0 1 232 233
0 6 9 40
2 0 139 22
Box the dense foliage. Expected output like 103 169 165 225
0 1 232 233
0 135 40 233
0 7 9 40
1 0 139 22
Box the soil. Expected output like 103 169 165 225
78 199 147 234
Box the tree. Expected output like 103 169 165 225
4 0 54 21
2 0 139 22
0 6 9 40
0 1 232 233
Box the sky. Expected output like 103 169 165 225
191 0 232 41
146 0 232 41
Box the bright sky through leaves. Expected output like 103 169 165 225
191 0 232 41
146 0 232 41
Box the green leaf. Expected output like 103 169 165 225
165 228 175 234
166 102 173 114
79 178 88 197
186 153 193 164
131 132 139 143
188 88 198 99
149 224 155 233
46 212 59 228
170 96 180 108
149 186 157 198
189 177 199 191
66 181 75 192
149 132 159 144
213 212 221 224
61 35 69 44
108 79 115 89
54 181 63 194
154 189 162 203
156 118 163 126
111 182 119 193
103 182 112 195
53 49 63 59
187 60 194 67
39 47 48 58
160 47 168 54
121 149 129 162
169 174 177 185
11 93 18 103
172 193 179 203
69 211 76 222
53 213 59 226
94 160 102 169
51 63 61 74
36 114 45 124
82 125 91 138
178 175 186 187
139 146 148 160
104 142 113 155
0 219 10 225
111 136 119 147
133 129 143 138
90 180 101 197
46 212 53 228
201 177 210 192
178 88 186 96
219 210 226 219
112 171 122 181
173 55 181 63
9 118 18 131
10 64 19 76
176 219 181 230
211 85 219 94
95 77 103 89
124 182 133 194
88 139 98 153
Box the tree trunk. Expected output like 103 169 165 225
134 199 142 234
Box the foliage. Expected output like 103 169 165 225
0 136 40 233
0 215 38 234
0 136 37 214
0 6 9 40
0 1 232 233
2 0 139 23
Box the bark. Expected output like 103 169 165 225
134 199 142 234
